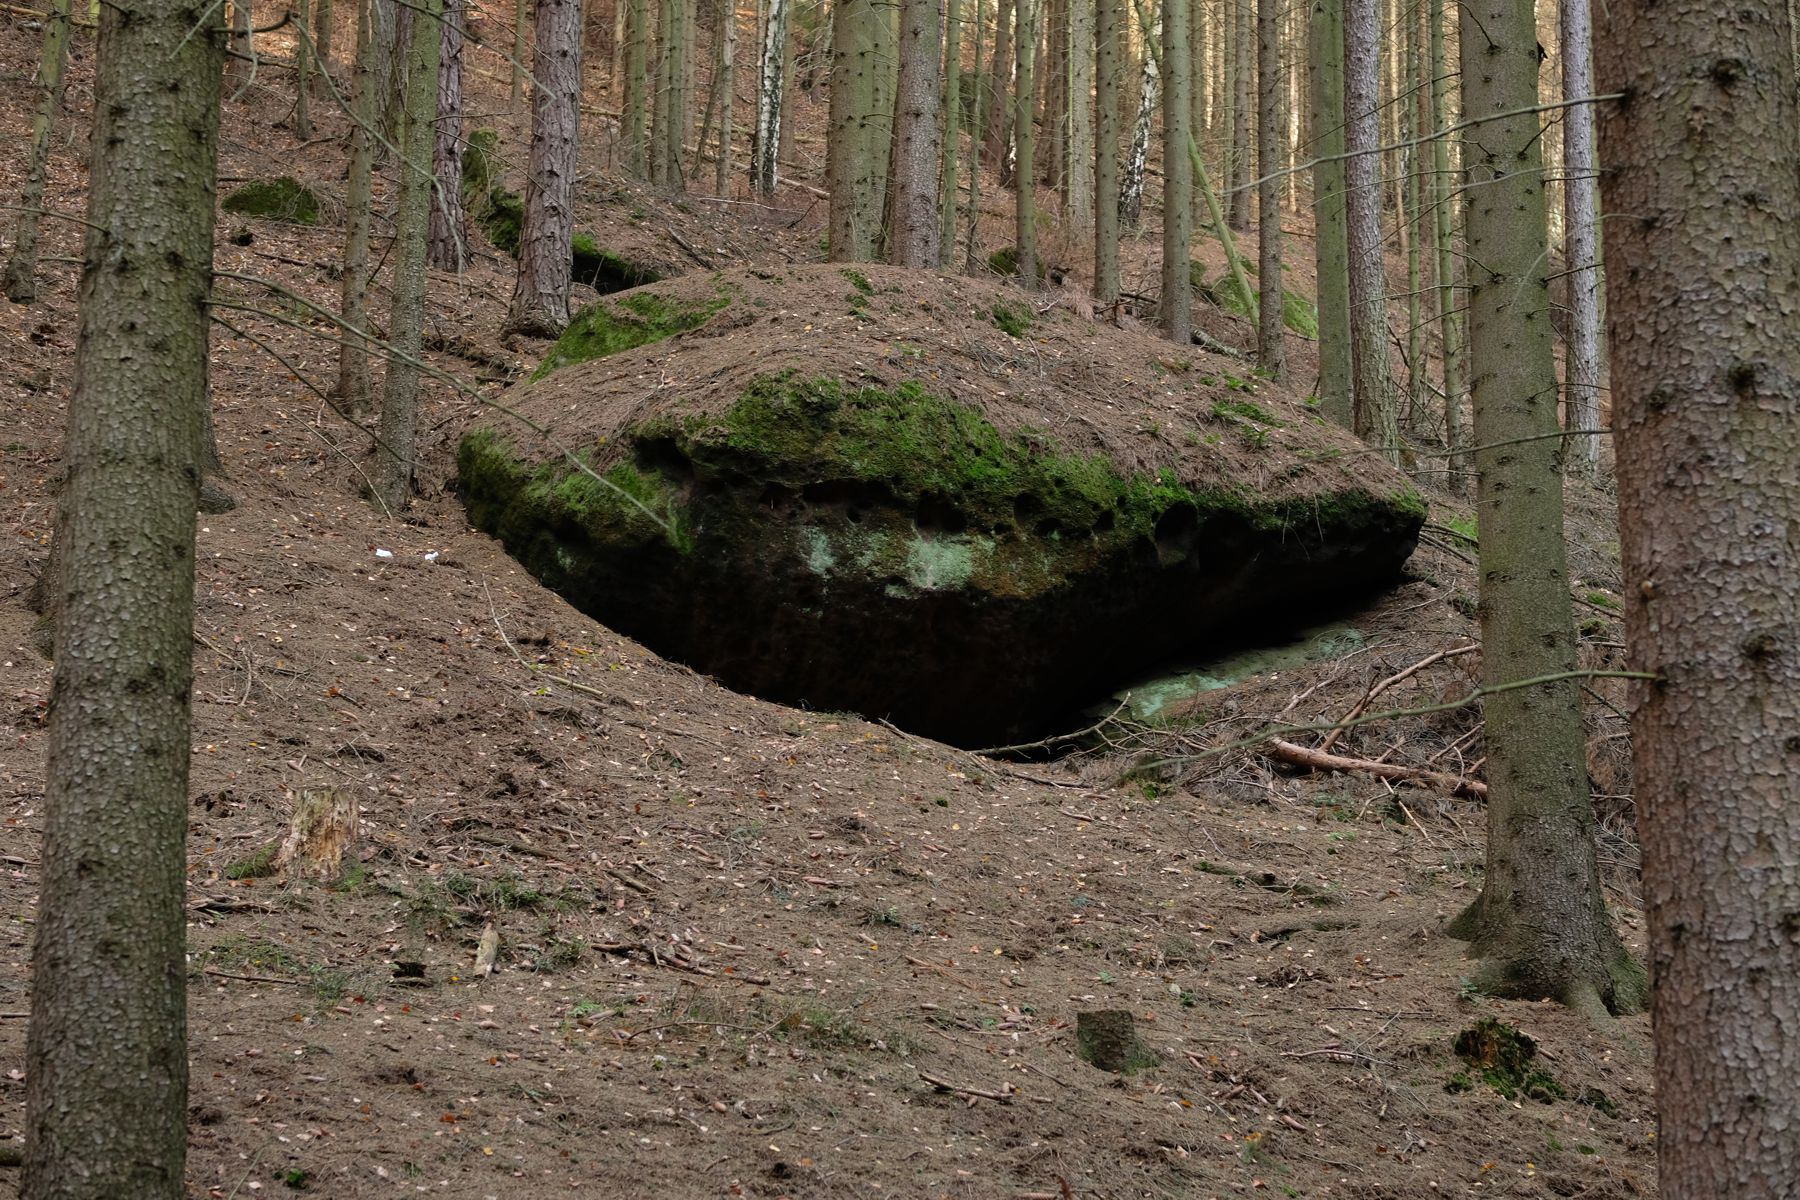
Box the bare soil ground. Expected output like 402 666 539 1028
0 13 1654 1199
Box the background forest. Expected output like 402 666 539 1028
0 0 1795 1194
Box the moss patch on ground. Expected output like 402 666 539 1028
533 289 730 378
990 301 1033 337
1447 1019 1563 1103
1202 273 1321 338
223 177 322 224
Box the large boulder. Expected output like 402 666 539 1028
458 266 1425 746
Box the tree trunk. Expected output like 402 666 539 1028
429 0 468 271
937 0 962 263
1559 0 1602 479
21 0 221 1192
1226 0 1251 229
296 0 313 136
1598 0 1800 1187
1 0 73 304
983 0 1014 175
1427 0 1460 488
1254 0 1282 376
335 0 377 410
886 0 944 264
827 0 881 257
622 0 650 174
1343 0 1396 460
1309 0 1351 426
1443 0 1643 1017
1040 0 1064 195
1013 0 1037 279
378 0 441 511
1159 0 1191 341
752 0 787 193
228 0 252 84
1092 0 1120 303
313 0 335 81
1119 2 1156 227
714 0 737 193
1065 0 1094 238
511 0 528 101
506 0 582 334
1400 0 1421 430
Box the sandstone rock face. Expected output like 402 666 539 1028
457 266 1425 746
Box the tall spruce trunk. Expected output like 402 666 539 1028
296 0 313 136
1309 0 1351 426
1160 0 1193 341
1343 0 1396 459
21 0 221 1192
1559 0 1602 478
1444 0 1643 1017
983 0 1014 176
714 0 737 193
1092 0 1121 303
336 0 377 410
1427 0 1461 487
752 0 788 192
377 0 441 511
886 0 945 264
1064 0 1094 237
506 0 582 334
963 0 987 266
937 0 962 263
428 0 469 271
1013 0 1038 279
1226 0 1252 229
1598 0 1800 1188
1 0 73 304
313 0 335 79
622 0 650 175
1254 0 1282 375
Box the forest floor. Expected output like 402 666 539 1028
0 13 1656 1199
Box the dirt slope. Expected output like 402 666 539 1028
0 15 1655 1199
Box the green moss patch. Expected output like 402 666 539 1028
1447 1019 1564 1103
479 186 525 256
223 177 321 224
990 301 1033 337
572 233 663 293
534 289 729 379
987 245 1049 281
1202 274 1320 337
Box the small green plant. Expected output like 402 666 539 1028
1441 514 1479 545
1448 1018 1563 1103
225 844 279 880
841 268 874 294
861 906 905 929
1210 398 1281 426
990 300 1034 337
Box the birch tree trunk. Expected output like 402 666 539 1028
887 0 945 264
506 0 582 335
1559 0 1602 478
378 0 441 510
752 0 787 193
1160 0 1193 341
21 0 221 1190
1444 0 1643 1017
1344 0 1397 460
1119 4 1157 227
1092 0 1121 303
1309 0 1351 426
428 0 469 272
1254 0 1283 376
335 0 377 410
1599 0 1800 1188
1 0 73 304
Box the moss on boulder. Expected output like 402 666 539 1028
222 177 321 224
459 371 1424 745
534 288 729 378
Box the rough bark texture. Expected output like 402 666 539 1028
428 0 469 272
378 0 442 511
1064 0 1094 237
312 0 335 79
511 0 527 101
1254 0 1283 376
621 0 649 175
1309 0 1351 426
1091 0 1120 302
21 0 221 1192
1559 0 1602 478
1226 0 1252 229
713 0 736 193
1427 0 1461 489
1597 0 1800 1189
1159 0 1191 342
752 0 788 193
885 0 944 264
335 0 376 410
937 0 962 263
1343 0 1396 459
1444 0 1644 1017
295 0 313 136
827 0 880 258
1013 0 1037 282
983 0 1014 176
1 0 72 304
963 0 986 267
506 0 582 335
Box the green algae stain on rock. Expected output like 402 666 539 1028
535 290 730 379
223 177 322 224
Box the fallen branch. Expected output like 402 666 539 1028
1265 739 1487 798
918 1069 1016 1103
1319 644 1477 754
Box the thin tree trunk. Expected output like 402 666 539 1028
512 0 528 101
1119 3 1157 227
963 0 986 266
21 0 221 1191
1444 0 1643 1017
335 0 377 410
1427 0 1461 488
1599 0 1800 1186
827 0 881 256
1065 0 1094 238
1344 0 1397 460
1 0 73 304
1160 0 1192 341
752 0 787 193
378 0 441 511
1040 0 1064 194
1254 0 1282 376
937 0 962 263
887 0 945 265
983 0 1014 175
313 0 335 80
507 0 583 334
296 0 313 136
1092 0 1121 303
428 0 468 271
1401 0 1421 429
1228 0 1252 229
622 0 650 173
1310 0 1351 426
1560 0 1602 478
714 0 736 193
1013 0 1037 280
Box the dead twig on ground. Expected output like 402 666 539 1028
918 1069 1016 1103
1319 644 1477 754
1264 739 1487 798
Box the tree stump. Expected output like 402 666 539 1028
273 787 358 885
1076 1009 1158 1073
